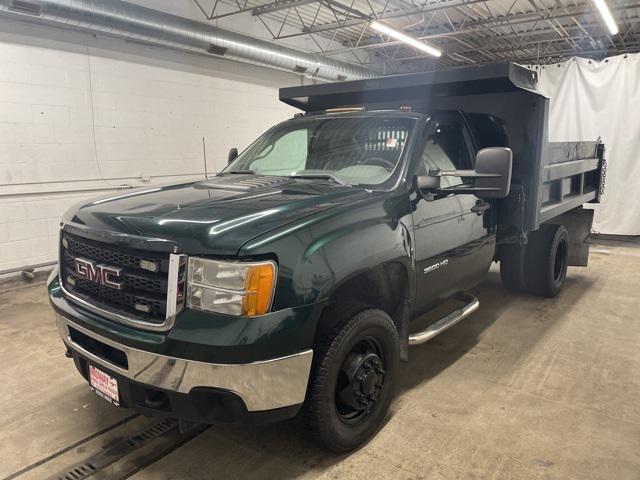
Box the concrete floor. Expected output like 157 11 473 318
1 242 639 480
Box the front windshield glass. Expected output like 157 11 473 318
225 116 416 186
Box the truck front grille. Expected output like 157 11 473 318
62 251 164 294
60 233 182 325
64 234 168 271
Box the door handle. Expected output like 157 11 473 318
470 200 490 215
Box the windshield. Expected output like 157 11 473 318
225 116 416 186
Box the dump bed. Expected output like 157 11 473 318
280 63 606 235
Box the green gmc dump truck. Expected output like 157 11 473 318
48 63 605 452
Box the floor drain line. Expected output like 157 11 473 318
57 463 96 480
50 418 179 480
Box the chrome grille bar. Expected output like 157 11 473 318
166 253 186 324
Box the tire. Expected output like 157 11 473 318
524 225 569 297
304 303 400 453
500 243 528 293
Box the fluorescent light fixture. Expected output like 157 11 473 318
591 0 619 35
370 21 441 57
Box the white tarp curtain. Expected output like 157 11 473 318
534 53 640 235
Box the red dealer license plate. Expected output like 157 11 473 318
89 365 120 406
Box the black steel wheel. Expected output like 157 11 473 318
304 303 399 453
335 337 386 424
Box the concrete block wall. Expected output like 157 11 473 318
0 17 299 273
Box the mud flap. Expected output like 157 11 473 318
545 207 594 267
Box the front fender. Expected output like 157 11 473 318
240 190 415 311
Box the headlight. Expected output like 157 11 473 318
186 258 276 316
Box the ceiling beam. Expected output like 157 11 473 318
321 1 640 55
274 0 490 39
384 30 621 63
252 0 323 16
202 0 323 20
365 17 640 72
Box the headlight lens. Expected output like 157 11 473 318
186 258 276 316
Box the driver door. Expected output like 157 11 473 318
411 112 495 314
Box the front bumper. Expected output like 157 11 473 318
56 312 312 413
48 262 323 419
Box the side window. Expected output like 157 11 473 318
420 120 474 188
249 129 308 175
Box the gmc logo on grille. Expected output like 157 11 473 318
74 257 123 290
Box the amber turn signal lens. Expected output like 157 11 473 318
242 263 276 316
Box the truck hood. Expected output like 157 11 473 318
64 175 369 255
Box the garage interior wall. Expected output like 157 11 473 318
0 17 299 273
535 53 640 236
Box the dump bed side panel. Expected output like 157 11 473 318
539 141 605 224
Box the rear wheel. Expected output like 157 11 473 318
304 304 399 453
525 225 569 297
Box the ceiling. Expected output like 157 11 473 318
191 0 640 73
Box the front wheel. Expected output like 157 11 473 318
304 305 400 453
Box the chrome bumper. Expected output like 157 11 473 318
55 314 313 411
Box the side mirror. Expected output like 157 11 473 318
417 147 513 199
228 147 238 164
472 147 513 198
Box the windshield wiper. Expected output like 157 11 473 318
289 173 350 186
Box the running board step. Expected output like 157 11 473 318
408 293 479 345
